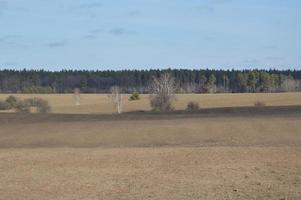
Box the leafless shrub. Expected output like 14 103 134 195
149 73 176 112
254 101 266 107
186 101 200 112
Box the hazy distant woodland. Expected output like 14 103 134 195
0 69 300 93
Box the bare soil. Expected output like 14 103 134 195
0 106 301 199
1 147 300 200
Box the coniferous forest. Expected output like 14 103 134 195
0 69 300 93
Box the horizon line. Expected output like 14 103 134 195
0 67 301 72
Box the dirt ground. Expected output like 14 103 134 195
1 147 300 200
0 109 301 199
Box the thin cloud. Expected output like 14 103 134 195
0 1 29 17
0 0 8 14
204 36 216 41
196 5 215 13
265 56 284 61
242 59 260 64
196 0 232 14
3 61 18 66
297 56 301 60
83 28 133 39
82 34 97 40
89 29 103 34
128 10 141 17
263 45 277 49
47 40 68 48
109 28 126 36
211 0 232 4
67 2 102 19
0 35 22 45
0 0 7 6
79 1 103 9
82 29 103 40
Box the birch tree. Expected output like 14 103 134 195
73 88 81 106
109 86 122 114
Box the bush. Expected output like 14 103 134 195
15 98 51 113
150 96 174 112
186 101 200 112
129 92 140 101
15 100 31 113
0 100 11 110
6 95 18 108
254 101 266 107
34 98 51 113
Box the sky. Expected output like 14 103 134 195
0 0 300 71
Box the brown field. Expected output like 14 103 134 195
1 93 301 199
0 92 301 113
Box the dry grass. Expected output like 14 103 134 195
0 92 300 114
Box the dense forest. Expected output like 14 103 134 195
0 69 300 93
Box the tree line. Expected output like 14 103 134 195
0 69 300 93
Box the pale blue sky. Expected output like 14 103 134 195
0 0 300 70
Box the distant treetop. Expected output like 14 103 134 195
0 69 300 93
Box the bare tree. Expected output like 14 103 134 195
109 86 123 114
74 88 81 106
149 73 176 112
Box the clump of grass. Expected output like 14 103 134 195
186 101 200 112
254 101 266 107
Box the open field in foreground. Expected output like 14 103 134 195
0 92 301 113
0 108 301 199
1 147 300 200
